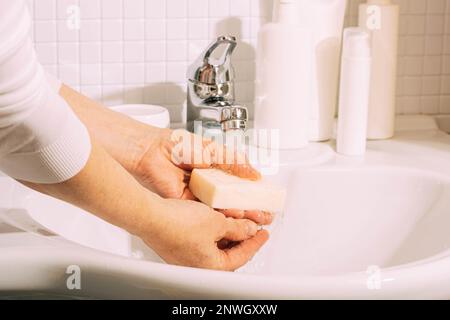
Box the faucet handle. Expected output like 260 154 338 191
220 105 248 131
188 36 237 85
203 36 237 66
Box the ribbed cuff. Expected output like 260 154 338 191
0 110 92 184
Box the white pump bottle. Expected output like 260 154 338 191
254 0 312 150
272 0 348 142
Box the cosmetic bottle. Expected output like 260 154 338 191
254 0 312 150
359 0 399 140
273 0 348 142
337 28 372 156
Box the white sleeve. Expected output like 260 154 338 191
0 0 92 184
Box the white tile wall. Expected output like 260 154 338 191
28 0 450 122
347 0 450 115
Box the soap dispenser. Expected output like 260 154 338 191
254 0 312 150
273 0 348 142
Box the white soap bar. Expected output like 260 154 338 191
189 169 286 212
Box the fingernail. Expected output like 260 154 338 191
265 212 274 223
247 222 258 236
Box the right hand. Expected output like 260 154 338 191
59 85 272 226
132 128 273 225
140 197 269 271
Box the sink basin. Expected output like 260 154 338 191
241 167 447 276
3 163 450 299
2 115 450 299
22 193 133 257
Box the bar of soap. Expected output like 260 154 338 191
189 169 286 212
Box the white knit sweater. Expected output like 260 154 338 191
0 0 91 184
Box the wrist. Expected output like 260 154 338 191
59 84 167 177
112 122 161 174
131 127 172 179
124 188 165 237
131 191 168 242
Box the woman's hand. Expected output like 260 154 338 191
53 85 271 270
132 128 273 225
25 140 269 271
140 197 269 271
59 84 273 226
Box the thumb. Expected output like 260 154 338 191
223 218 258 242
171 132 261 181
220 230 270 271
211 145 261 181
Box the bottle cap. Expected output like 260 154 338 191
343 27 371 59
274 0 299 24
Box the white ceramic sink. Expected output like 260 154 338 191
241 167 447 277
1 115 450 299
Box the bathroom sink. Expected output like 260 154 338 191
3 164 450 299
8 165 448 275
241 167 447 276
2 115 450 299
19 191 133 257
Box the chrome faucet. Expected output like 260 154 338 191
186 36 248 133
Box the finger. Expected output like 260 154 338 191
180 187 197 200
212 145 261 181
220 230 270 271
214 163 261 181
172 133 261 181
219 210 274 226
218 209 245 219
223 218 258 242
242 211 274 225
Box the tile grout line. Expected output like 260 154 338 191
122 0 125 105
442 0 449 113
163 0 167 108
100 0 104 104
143 0 147 105
56 0 60 82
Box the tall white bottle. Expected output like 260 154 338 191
337 28 372 156
273 0 347 142
304 0 347 142
359 0 399 140
254 0 312 150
